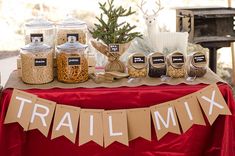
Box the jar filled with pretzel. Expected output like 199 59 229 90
187 51 208 77
166 51 186 78
57 36 88 83
148 52 166 78
20 37 53 84
56 16 87 46
128 53 147 78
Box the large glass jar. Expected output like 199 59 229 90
127 53 147 78
166 51 186 78
57 36 88 83
25 17 55 51
56 17 87 46
20 37 53 84
148 52 166 78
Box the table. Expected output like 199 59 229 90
0 83 234 156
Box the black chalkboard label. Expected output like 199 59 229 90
34 58 47 66
194 55 206 63
133 56 145 63
172 56 184 64
109 44 119 53
30 34 43 42
152 56 165 64
67 34 79 41
68 57 81 65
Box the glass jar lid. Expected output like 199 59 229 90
191 51 207 68
57 36 88 51
25 17 54 28
168 51 185 69
57 16 86 27
149 52 166 68
21 37 52 52
128 53 147 69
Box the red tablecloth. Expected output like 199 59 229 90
0 84 234 156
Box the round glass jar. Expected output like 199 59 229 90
25 17 55 52
57 36 88 83
128 53 147 78
56 17 87 46
166 51 186 78
187 51 208 77
148 52 166 78
21 37 53 84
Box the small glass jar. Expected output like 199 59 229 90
187 51 208 77
21 37 53 84
56 17 87 46
166 51 186 78
128 53 147 78
25 17 55 52
57 36 88 83
148 52 166 78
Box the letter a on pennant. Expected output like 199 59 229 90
4 89 37 131
197 84 232 125
150 102 181 140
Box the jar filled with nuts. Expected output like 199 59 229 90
148 52 166 78
56 17 87 46
21 37 53 84
166 51 186 78
187 51 208 77
25 17 55 54
57 36 89 83
128 53 147 78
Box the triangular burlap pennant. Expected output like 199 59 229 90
174 94 206 133
127 108 151 141
4 89 37 131
79 109 104 146
28 98 56 137
197 84 232 125
103 110 128 147
150 102 181 140
51 104 80 143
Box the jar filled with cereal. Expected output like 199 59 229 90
56 17 87 46
57 36 88 83
128 53 147 78
166 51 186 78
148 52 166 78
25 17 55 53
20 37 53 84
187 51 208 77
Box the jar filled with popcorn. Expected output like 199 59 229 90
20 37 53 84
57 36 88 83
128 53 147 78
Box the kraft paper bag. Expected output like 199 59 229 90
28 98 56 137
51 104 80 143
197 84 232 125
127 108 151 141
79 109 104 146
103 110 129 147
150 102 181 140
4 89 37 131
174 94 206 133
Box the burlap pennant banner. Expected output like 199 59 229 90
79 109 104 146
196 84 232 125
4 89 37 131
51 104 80 143
127 108 151 141
28 98 56 137
103 110 129 147
150 102 181 140
174 95 206 133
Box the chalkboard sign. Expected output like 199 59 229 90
152 56 165 64
172 56 184 64
194 55 206 63
34 58 47 66
67 34 79 41
133 56 145 63
68 57 81 65
109 44 120 53
30 34 43 42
